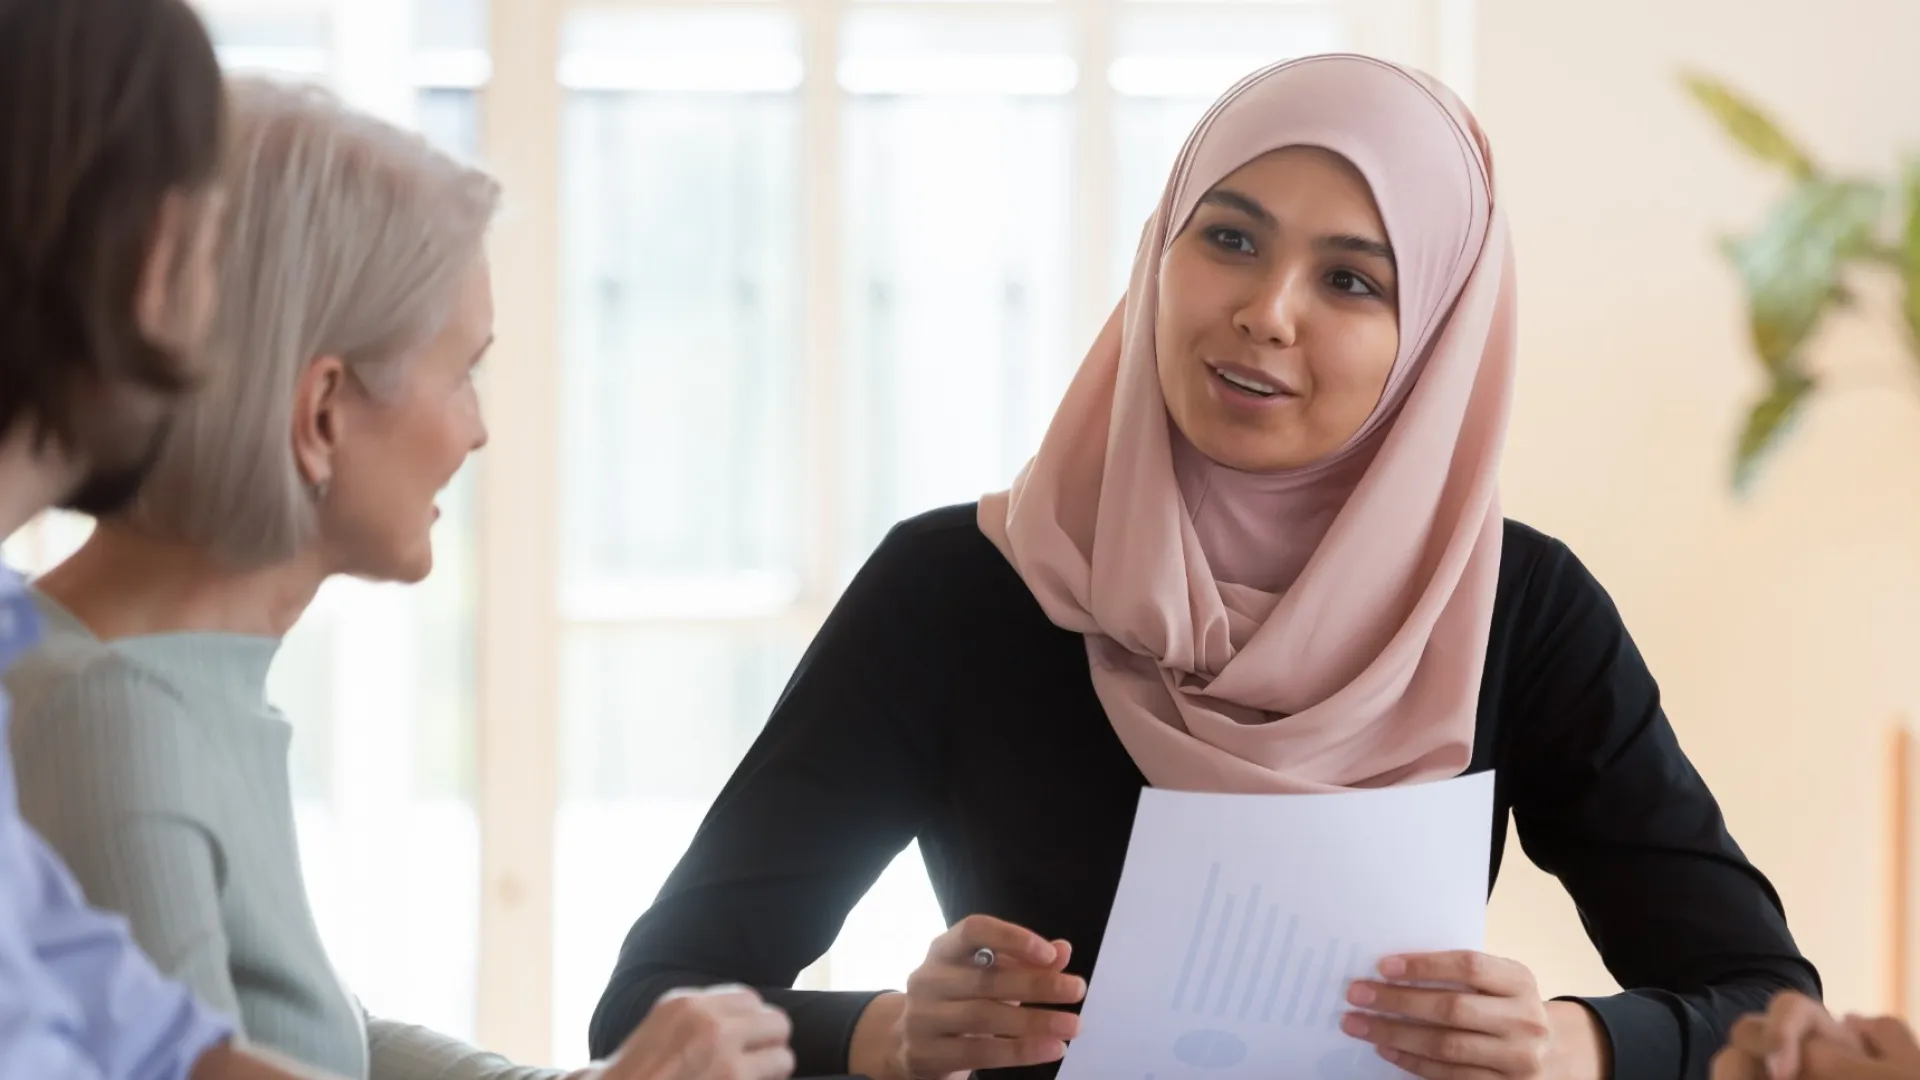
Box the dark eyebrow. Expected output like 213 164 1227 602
1319 234 1395 267
469 333 496 364
1199 187 1396 267
1198 188 1275 228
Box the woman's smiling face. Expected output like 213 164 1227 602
1155 145 1400 473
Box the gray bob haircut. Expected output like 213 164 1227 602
125 75 501 564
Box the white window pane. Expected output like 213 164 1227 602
841 95 1075 579
559 629 802 802
561 9 803 93
412 464 480 803
1112 96 1213 293
1110 4 1342 95
195 0 329 44
559 87 804 602
417 87 481 160
199 0 489 111
198 0 330 77
839 7 1075 95
552 628 805 1065
828 844 947 993
417 0 485 50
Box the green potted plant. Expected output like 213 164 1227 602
1682 72 1920 492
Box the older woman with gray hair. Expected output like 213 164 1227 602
3 77 794 1080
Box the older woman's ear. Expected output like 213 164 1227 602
288 355 347 497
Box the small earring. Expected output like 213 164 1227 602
312 478 330 503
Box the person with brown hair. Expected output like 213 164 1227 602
0 1 263 1076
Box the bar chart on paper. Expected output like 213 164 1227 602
1174 864 1358 1030
1056 774 1494 1080
1153 862 1402 1080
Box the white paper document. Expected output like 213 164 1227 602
1056 771 1495 1080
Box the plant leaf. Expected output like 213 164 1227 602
1722 179 1885 377
1682 73 1819 181
1903 156 1920 358
1734 372 1816 495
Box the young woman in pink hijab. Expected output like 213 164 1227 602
590 54 1815 1080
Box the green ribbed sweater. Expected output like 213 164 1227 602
4 589 564 1080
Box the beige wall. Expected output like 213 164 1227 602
1472 0 1920 1015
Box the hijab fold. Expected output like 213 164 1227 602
978 54 1517 794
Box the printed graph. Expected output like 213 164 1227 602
1168 861 1369 1031
1147 862 1401 1077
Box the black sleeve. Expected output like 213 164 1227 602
1504 539 1819 1079
587 520 959 1076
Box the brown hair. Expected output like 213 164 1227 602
0 0 227 451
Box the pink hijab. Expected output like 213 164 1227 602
978 54 1515 794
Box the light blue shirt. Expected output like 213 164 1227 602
0 567 234 1079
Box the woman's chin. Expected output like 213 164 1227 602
359 536 435 586
395 546 434 584
1187 427 1320 474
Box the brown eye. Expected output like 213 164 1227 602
1327 269 1378 297
1205 226 1256 256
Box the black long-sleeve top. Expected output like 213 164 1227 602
588 505 1818 1080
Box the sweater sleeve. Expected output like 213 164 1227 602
1503 538 1819 1080
365 1015 567 1080
10 658 245 1025
587 520 958 1076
